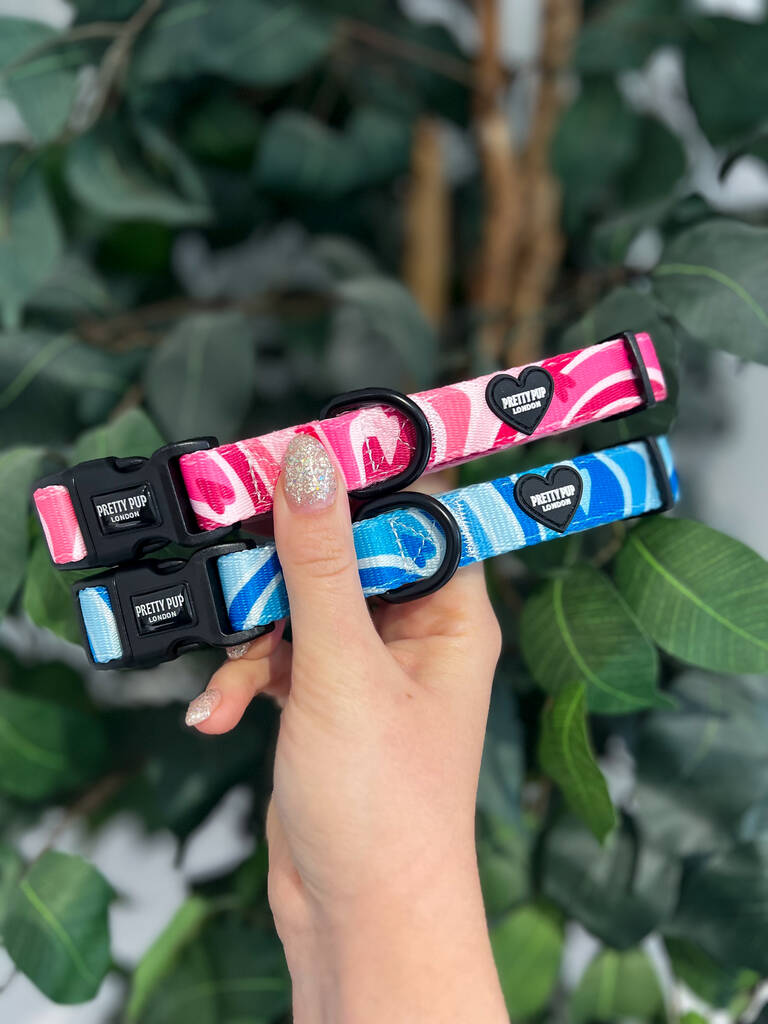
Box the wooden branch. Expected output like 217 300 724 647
403 118 450 327
338 18 474 86
508 0 582 364
472 0 522 365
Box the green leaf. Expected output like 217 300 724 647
490 905 563 1020
22 538 83 645
571 948 664 1023
614 517 768 672
665 935 758 1010
574 0 687 73
66 129 211 226
672 840 768 973
477 814 530 917
0 19 79 144
0 842 24 937
331 276 437 391
139 915 290 1024
145 312 258 439
477 681 524 824
653 219 768 362
620 116 687 208
539 683 616 841
680 1015 708 1024
5 850 113 1004
560 285 679 443
684 17 768 146
552 78 640 229
29 254 112 317
74 407 163 462
0 447 44 615
256 107 411 198
0 330 133 444
633 674 768 856
541 816 682 949
134 0 332 87
0 167 62 327
521 566 662 714
127 895 210 1022
0 688 106 800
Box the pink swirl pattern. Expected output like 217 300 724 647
33 485 88 564
180 333 666 530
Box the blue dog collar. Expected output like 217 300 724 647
75 436 678 668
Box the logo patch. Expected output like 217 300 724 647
485 367 554 435
131 584 195 635
513 465 583 533
92 483 160 534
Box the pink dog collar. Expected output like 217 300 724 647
33 331 666 568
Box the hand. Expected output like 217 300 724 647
186 435 508 1024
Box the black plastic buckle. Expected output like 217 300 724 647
73 542 272 670
35 438 238 570
599 330 657 418
320 387 432 498
353 492 461 603
641 436 676 515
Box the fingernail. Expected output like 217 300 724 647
282 435 337 510
226 642 253 660
185 688 221 726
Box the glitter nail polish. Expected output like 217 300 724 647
185 688 221 726
282 435 337 509
226 642 253 660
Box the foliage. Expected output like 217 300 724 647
0 0 767 1019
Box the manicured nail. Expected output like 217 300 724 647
282 435 337 510
185 688 221 726
226 642 253 660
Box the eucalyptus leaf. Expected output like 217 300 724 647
574 0 687 73
521 566 662 714
571 948 664 1023
3 49 80 146
0 330 133 444
66 129 211 226
614 517 768 672
539 683 616 841
0 447 44 615
256 107 411 198
684 17 768 146
653 220 768 362
134 0 332 87
0 17 54 69
672 840 768 973
491 906 562 1019
0 687 106 800
74 407 164 462
5 850 113 1003
330 276 437 391
145 312 258 440
0 168 62 328
541 815 682 948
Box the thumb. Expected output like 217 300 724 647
273 434 378 662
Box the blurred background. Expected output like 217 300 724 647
0 0 767 1021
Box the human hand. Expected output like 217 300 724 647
185 435 508 1024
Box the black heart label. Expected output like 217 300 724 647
485 366 554 435
514 464 583 534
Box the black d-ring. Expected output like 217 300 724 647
320 387 432 498
353 492 461 603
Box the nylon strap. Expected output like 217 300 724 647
78 437 677 664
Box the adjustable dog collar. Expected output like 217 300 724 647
34 331 666 570
73 436 678 669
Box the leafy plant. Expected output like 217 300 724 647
1 0 767 1020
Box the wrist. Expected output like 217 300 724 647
276 857 507 1024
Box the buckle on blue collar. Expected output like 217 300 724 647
73 542 270 669
35 438 238 570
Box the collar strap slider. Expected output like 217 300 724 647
33 438 237 569
73 542 271 668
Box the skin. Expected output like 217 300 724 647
188 449 508 1024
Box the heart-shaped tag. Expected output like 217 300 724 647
513 464 583 533
485 367 554 435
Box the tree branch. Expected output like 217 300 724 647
338 17 474 86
